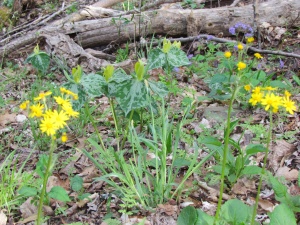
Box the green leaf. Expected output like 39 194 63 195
292 75 300 86
269 204 296 225
245 144 267 156
112 79 149 115
72 65 83 83
63 82 87 111
220 199 251 224
135 60 145 81
147 49 166 70
269 175 288 198
173 158 191 167
48 186 71 202
269 80 288 89
78 193 91 200
81 73 107 97
167 47 190 68
241 165 262 175
18 186 38 197
70 175 83 192
148 80 169 98
25 52 50 74
177 206 198 225
35 154 49 179
196 209 214 225
103 65 114 82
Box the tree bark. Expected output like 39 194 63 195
0 0 299 60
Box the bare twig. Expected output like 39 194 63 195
253 0 261 49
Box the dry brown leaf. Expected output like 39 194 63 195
157 203 178 216
20 197 37 219
275 166 299 181
0 113 17 127
258 199 274 212
232 178 256 195
0 210 7 225
269 140 296 172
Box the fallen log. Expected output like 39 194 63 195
0 0 299 66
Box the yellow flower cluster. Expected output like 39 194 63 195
249 86 297 114
162 38 181 53
19 88 79 137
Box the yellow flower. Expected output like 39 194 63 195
62 105 79 118
51 110 69 129
40 117 58 136
224 51 232 58
29 103 44 118
252 86 262 94
34 91 52 101
237 62 247 70
261 93 282 113
264 86 277 91
254 53 263 59
237 43 244 50
54 96 71 108
20 100 29 110
60 87 68 94
246 37 254 43
172 40 181 49
61 132 68 143
284 90 291 99
244 85 251 91
282 97 297 115
249 92 263 106
162 38 172 53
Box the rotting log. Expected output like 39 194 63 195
0 0 299 61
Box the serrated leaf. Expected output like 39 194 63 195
245 144 267 156
167 47 190 67
220 199 251 224
147 49 166 70
269 204 296 225
112 79 149 115
148 80 169 97
241 165 262 175
48 186 71 202
18 186 38 197
81 73 107 97
196 209 214 225
177 206 198 225
70 175 83 192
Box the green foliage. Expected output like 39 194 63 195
25 44 50 75
116 43 129 62
70 175 83 192
268 204 297 225
48 186 70 202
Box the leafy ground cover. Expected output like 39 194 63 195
0 1 300 225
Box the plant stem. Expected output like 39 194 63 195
85 103 106 151
214 86 238 224
109 98 120 150
36 137 55 225
251 111 272 225
121 110 134 149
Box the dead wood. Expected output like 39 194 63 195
0 0 299 68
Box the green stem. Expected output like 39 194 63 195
36 137 55 225
214 86 238 224
251 111 272 225
85 103 106 151
109 98 120 150
121 110 134 149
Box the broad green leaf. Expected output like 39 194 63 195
18 186 38 197
245 144 267 156
269 80 288 89
173 158 191 167
147 49 166 70
220 199 251 224
48 186 71 202
113 79 149 115
148 80 169 97
63 82 87 111
70 175 83 192
293 75 300 86
108 69 131 97
25 52 50 74
167 47 190 67
212 165 229 176
177 205 198 225
81 73 106 97
196 209 214 225
269 204 296 225
35 154 49 179
201 137 222 146
269 175 288 198
241 165 262 175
